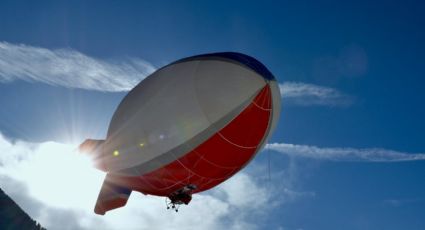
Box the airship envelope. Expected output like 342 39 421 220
79 52 281 215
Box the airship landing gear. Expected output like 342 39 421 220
166 184 197 212
165 198 181 212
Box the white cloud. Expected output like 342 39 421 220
0 41 352 109
279 82 352 106
0 42 155 92
266 143 425 162
0 132 278 230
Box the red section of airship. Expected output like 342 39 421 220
116 85 271 197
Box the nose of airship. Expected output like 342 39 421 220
192 56 269 124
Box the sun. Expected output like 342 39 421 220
16 142 106 211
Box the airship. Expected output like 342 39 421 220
79 52 281 215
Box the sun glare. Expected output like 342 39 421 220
17 142 106 211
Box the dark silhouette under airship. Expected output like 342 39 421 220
79 52 281 215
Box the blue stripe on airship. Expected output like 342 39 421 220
174 52 275 81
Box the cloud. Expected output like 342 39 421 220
0 42 155 92
266 143 425 162
0 176 106 230
0 41 352 109
279 82 352 106
0 132 280 230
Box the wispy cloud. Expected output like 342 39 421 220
279 82 353 106
382 198 424 207
0 42 155 92
0 41 353 109
266 143 425 162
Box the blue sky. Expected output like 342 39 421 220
1 1 425 229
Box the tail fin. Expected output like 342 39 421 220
78 139 107 171
94 173 132 215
